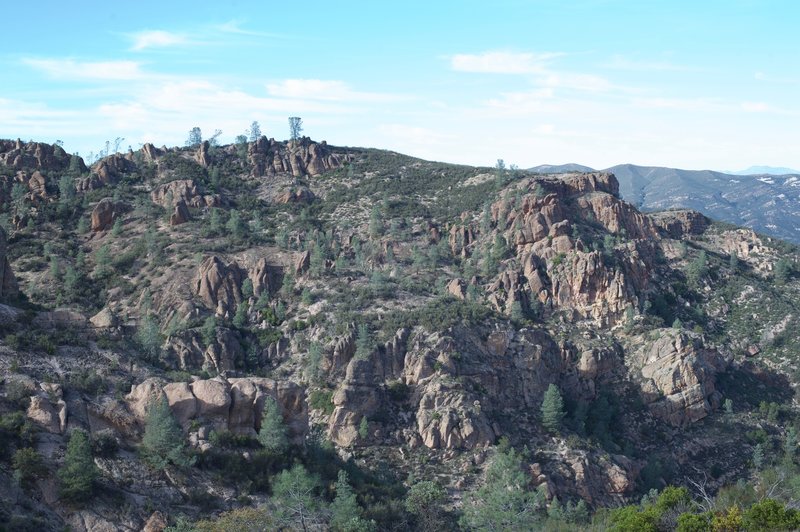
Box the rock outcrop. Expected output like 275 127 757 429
0 139 76 172
163 327 244 373
194 256 245 316
90 198 120 231
151 179 219 209
649 209 710 239
170 200 190 225
628 329 729 426
126 376 307 440
328 325 616 450
94 154 136 185
248 137 348 178
26 382 67 434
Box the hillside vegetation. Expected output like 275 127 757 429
0 136 799 531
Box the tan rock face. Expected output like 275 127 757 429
294 250 311 276
248 137 348 178
249 258 280 297
27 170 47 200
0 139 76 172
91 198 118 232
327 325 612 451
170 200 190 225
276 187 315 204
163 327 243 372
649 209 709 239
194 256 245 316
126 376 308 439
195 141 211 168
447 278 467 300
481 174 661 327
93 154 136 186
151 179 220 209
629 329 728 426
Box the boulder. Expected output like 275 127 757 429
170 199 190 225
91 198 117 232
447 279 467 300
89 307 117 328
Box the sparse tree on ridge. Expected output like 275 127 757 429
186 127 202 147
289 117 303 141
248 121 262 142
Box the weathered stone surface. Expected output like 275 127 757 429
248 137 348 178
249 258 281 297
142 511 168 532
170 199 190 225
126 377 307 439
27 170 47 200
163 382 198 426
649 209 709 239
194 256 244 316
89 307 117 328
92 153 136 185
196 141 211 168
276 187 315 204
294 250 311 275
0 139 76 171
151 179 219 209
90 198 118 231
629 329 728 426
447 278 467 300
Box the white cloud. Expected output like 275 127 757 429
130 30 188 51
603 55 696 72
541 72 615 93
450 51 561 74
741 101 770 113
266 79 404 103
22 58 146 81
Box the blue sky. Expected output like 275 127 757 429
1 0 798 171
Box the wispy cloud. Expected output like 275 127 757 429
450 51 562 74
129 30 188 51
741 101 770 113
22 58 147 81
602 55 696 72
266 79 403 102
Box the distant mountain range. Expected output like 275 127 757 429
730 165 800 176
529 163 800 243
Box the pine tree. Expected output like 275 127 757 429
331 470 372 531
258 397 288 453
541 383 566 433
201 315 217 347
137 314 162 361
58 429 98 502
141 395 192 470
233 301 248 329
460 441 545 530
271 464 325 531
355 323 373 360
753 443 764 471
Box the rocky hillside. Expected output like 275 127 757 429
531 162 800 244
1 137 799 530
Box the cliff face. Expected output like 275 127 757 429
248 136 349 178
